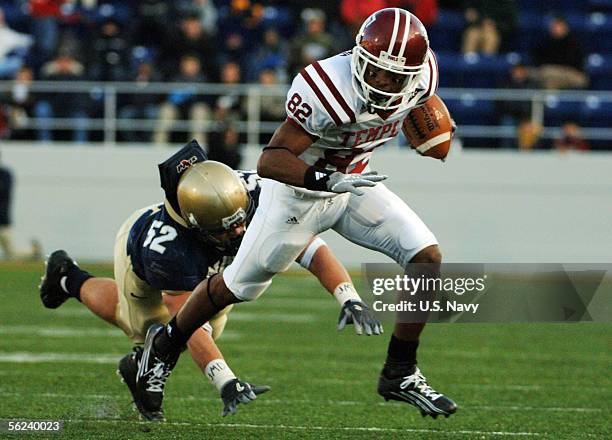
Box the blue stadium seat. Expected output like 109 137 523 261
429 10 464 53
444 94 496 125
587 53 612 89
436 52 512 88
515 12 546 53
543 96 583 126
589 0 612 12
586 13 612 53
580 96 612 127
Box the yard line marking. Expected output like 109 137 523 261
0 326 123 337
229 312 314 323
314 378 609 392
0 326 242 341
0 352 119 364
61 418 551 437
0 391 603 414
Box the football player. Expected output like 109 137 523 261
39 145 381 421
136 8 457 419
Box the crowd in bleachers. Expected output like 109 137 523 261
0 0 610 153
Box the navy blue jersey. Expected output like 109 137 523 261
127 170 261 292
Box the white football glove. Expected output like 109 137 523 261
327 171 388 196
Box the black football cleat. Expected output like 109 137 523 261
135 324 179 418
117 347 165 422
378 367 457 418
39 250 78 309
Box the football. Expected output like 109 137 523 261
402 95 453 160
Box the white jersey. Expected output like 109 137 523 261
285 48 439 176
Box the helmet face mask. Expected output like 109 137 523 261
351 8 429 111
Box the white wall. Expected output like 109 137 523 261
2 142 611 265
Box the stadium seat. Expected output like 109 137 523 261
444 94 497 125
580 95 612 126
515 12 546 53
587 53 612 89
589 0 612 12
436 52 512 88
428 10 464 53
543 96 583 126
586 13 612 53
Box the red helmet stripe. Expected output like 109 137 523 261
299 68 342 126
313 62 356 123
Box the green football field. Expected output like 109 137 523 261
0 262 609 439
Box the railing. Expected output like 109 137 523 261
1 81 611 146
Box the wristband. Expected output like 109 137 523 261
304 166 333 191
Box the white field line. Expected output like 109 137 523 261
0 390 604 414
228 312 315 323
0 326 124 337
311 378 610 392
0 326 241 341
62 419 548 437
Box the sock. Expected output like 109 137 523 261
61 267 93 301
153 316 188 359
383 335 419 378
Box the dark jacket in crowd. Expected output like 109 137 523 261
532 33 585 71
0 165 13 226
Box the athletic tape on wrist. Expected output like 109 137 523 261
204 359 237 392
333 282 362 305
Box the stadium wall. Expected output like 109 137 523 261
2 143 611 265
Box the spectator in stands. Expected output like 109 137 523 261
214 61 245 125
34 50 89 142
131 0 173 49
0 151 41 261
496 63 538 149
517 120 543 151
175 0 218 36
87 18 129 81
530 16 588 90
246 27 289 83
3 66 36 140
288 8 336 78
118 61 163 143
154 54 211 145
0 7 34 79
393 0 439 28
257 68 286 145
208 122 242 169
27 0 65 66
219 31 249 73
461 0 516 55
554 121 590 153
195 0 218 36
340 0 389 39
162 11 218 80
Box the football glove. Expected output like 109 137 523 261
220 378 270 417
327 171 387 196
337 299 383 335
